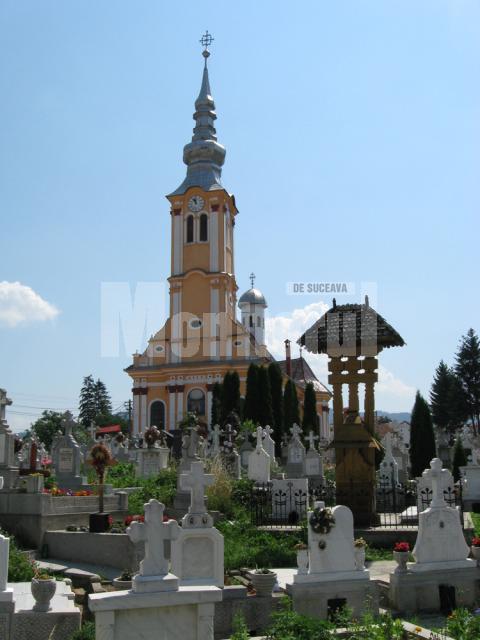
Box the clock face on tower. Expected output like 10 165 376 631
188 195 205 212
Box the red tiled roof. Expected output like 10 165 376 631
97 425 121 434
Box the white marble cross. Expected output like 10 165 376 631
255 426 264 450
0 389 12 422
306 430 319 451
424 458 448 508
211 424 221 455
62 412 75 437
263 425 274 437
290 423 302 440
180 461 214 515
384 432 394 457
127 499 179 576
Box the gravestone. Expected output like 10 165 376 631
390 458 478 614
0 390 18 490
288 501 376 619
248 427 271 483
136 447 169 478
174 427 201 510
417 462 455 513
305 430 324 487
262 425 276 461
51 413 86 489
171 462 224 587
460 461 480 511
378 433 399 487
286 424 306 478
271 478 308 523
221 424 241 479
239 436 253 468
90 497 221 640
0 506 14 640
207 424 221 458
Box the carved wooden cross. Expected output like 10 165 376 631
127 499 179 576
180 461 214 515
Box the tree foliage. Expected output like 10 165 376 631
430 360 468 435
410 391 437 478
455 328 480 434
257 366 273 427
79 375 113 427
244 363 260 424
452 438 467 482
302 382 317 433
211 382 223 426
283 379 300 433
221 371 241 421
31 410 65 449
268 362 284 454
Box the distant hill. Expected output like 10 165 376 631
376 411 411 423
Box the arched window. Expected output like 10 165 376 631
199 213 208 242
187 388 206 415
186 215 194 243
249 315 253 328
150 401 165 429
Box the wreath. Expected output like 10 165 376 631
309 507 335 535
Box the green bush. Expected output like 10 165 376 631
69 622 95 640
230 613 250 640
7 535 35 582
127 467 178 515
265 599 333 640
445 608 480 640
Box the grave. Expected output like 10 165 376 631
136 447 169 478
0 390 19 491
89 498 222 640
171 462 224 587
174 427 201 511
285 424 306 479
207 424 221 458
221 424 241 480
248 427 271 483
262 426 276 462
460 461 480 511
378 432 399 487
304 430 324 488
390 458 479 614
51 413 87 489
271 478 308 524
416 462 455 513
287 501 378 619
239 436 253 469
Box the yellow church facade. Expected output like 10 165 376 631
126 44 331 435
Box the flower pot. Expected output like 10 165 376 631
26 475 44 494
354 547 366 571
471 545 480 562
112 577 132 591
31 578 57 612
250 572 276 597
393 550 409 573
296 549 309 574
89 513 110 533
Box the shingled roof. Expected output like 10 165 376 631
298 297 405 356
277 355 331 396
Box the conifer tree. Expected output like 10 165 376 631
79 375 97 427
244 363 260 424
452 437 467 482
455 328 480 434
211 382 223 426
268 362 284 453
94 379 112 417
221 371 241 421
283 379 300 433
409 391 437 478
302 382 318 432
257 366 273 426
430 360 454 432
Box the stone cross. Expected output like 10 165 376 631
223 423 237 445
62 412 75 437
127 499 179 577
384 432 393 457
424 458 448 509
263 425 274 438
0 389 12 422
211 424 221 454
255 426 264 450
306 430 319 451
290 423 302 441
89 421 97 441
180 461 214 515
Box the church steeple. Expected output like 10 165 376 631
170 32 226 196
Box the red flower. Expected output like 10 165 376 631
394 542 410 553
471 537 480 548
108 515 113 526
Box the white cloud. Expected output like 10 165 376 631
265 301 415 411
0 281 59 328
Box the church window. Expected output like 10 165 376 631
199 213 208 242
150 400 165 429
189 317 203 329
187 388 205 415
257 316 261 327
186 215 194 243
249 315 253 327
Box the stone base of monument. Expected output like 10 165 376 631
89 512 111 533
89 585 222 640
286 571 378 620
389 562 480 614
0 468 19 491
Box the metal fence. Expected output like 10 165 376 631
249 479 464 530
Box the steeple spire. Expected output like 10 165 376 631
169 32 226 196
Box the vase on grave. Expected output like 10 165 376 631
354 547 366 571
393 550 409 573
31 576 57 612
470 544 480 562
249 570 277 597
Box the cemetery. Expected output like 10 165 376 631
3 13 480 640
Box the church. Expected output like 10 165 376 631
125 37 331 436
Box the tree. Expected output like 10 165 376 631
31 410 65 449
94 379 112 418
244 363 260 424
455 329 480 434
79 375 97 427
221 371 241 421
430 360 455 434
283 379 300 433
268 362 284 454
452 438 467 482
302 382 318 433
409 391 437 478
257 366 273 426
211 382 223 426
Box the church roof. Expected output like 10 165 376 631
169 48 226 197
276 356 331 396
238 288 267 307
298 297 405 356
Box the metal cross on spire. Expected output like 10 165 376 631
200 30 214 50
250 272 256 288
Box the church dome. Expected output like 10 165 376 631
238 288 267 307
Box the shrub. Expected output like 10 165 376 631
6 534 35 582
127 467 177 515
205 457 234 516
68 622 95 640
445 608 480 640
265 598 332 640
230 613 250 640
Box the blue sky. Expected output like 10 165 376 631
1 1 479 431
